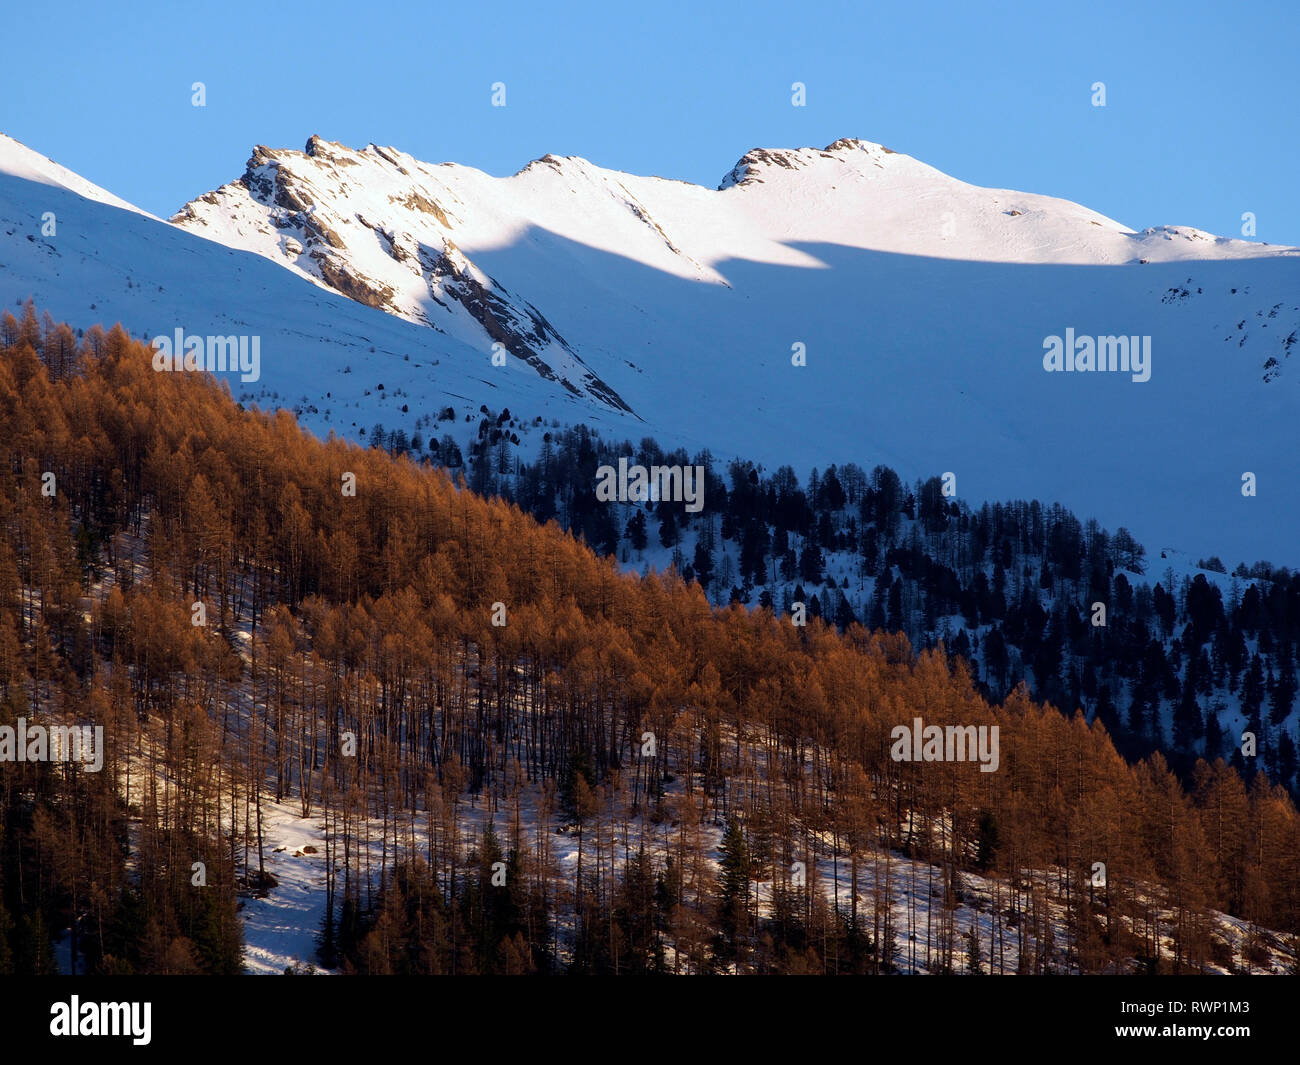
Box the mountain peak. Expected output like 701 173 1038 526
824 136 896 155
718 138 898 190
516 153 594 177
303 135 361 164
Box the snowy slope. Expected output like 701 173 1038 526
0 132 149 217
3 132 1299 566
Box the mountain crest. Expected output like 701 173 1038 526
718 138 897 189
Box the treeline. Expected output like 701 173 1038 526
1 304 1298 973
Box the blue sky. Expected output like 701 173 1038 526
3 0 1297 243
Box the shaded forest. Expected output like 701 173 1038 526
396 410 1300 795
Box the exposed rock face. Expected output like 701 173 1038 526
718 147 805 189
310 250 396 311
423 238 633 412
392 190 451 227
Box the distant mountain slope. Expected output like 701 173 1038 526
2 132 1298 564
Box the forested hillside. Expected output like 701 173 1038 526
411 413 1300 795
2 305 1298 974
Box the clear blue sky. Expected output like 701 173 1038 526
3 0 1297 243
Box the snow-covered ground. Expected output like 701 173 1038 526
238 801 332 975
229 775 1294 976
